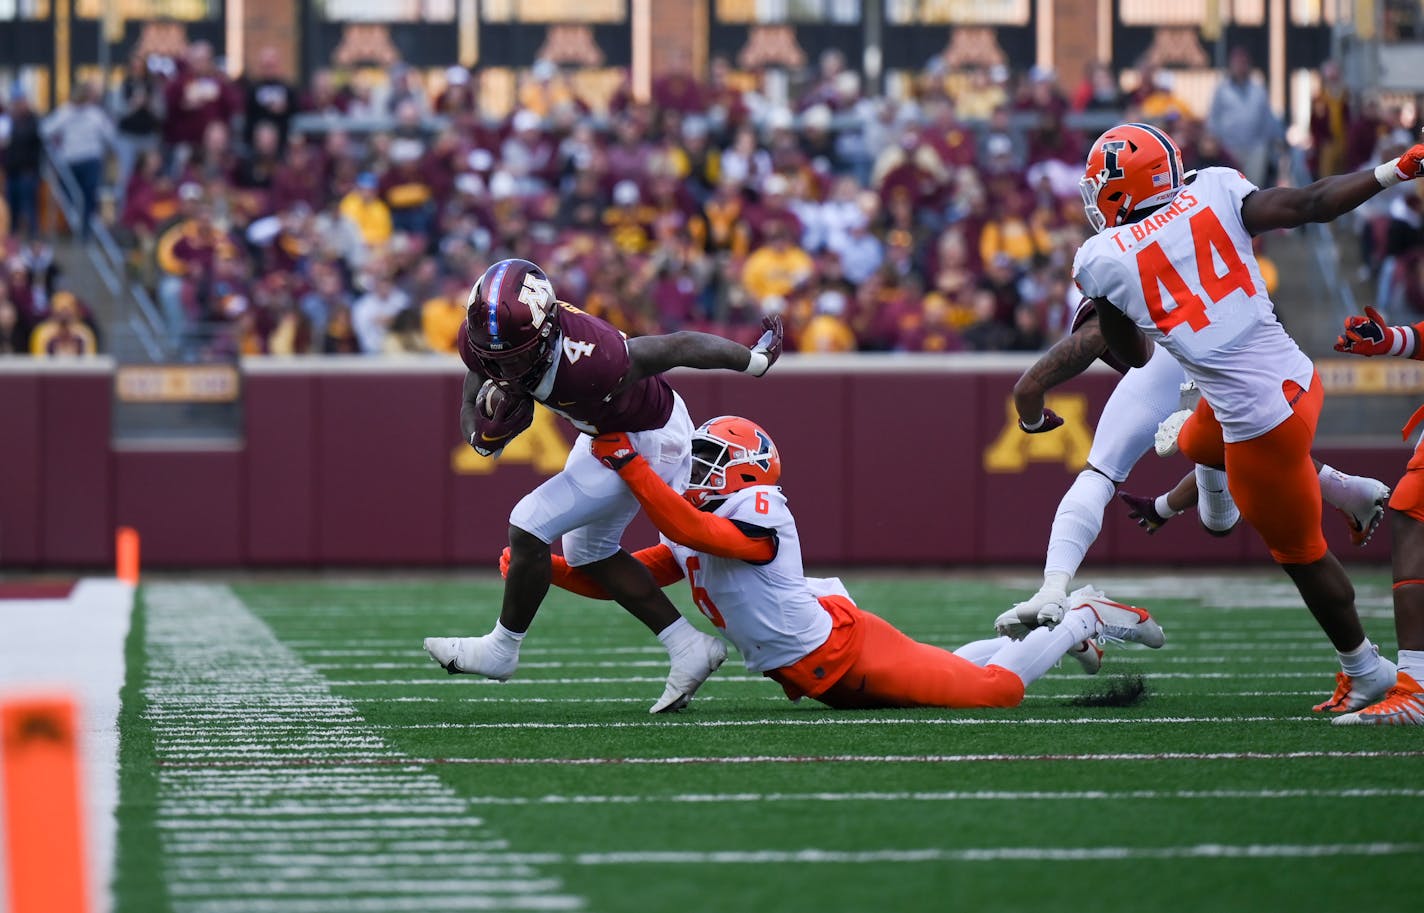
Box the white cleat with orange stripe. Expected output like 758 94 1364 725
1070 586 1166 649
1333 672 1424 726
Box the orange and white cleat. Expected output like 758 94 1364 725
1312 654 1399 713
1071 586 1165 649
1331 477 1390 547
1333 672 1424 726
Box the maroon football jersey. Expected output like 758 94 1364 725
460 302 674 435
1071 297 1131 376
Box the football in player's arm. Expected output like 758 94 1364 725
510 416 1166 710
425 258 785 714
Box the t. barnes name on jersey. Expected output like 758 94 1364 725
1109 188 1201 251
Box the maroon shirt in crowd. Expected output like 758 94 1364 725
164 68 241 146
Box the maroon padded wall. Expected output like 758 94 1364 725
0 362 1410 568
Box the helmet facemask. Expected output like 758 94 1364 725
684 425 779 511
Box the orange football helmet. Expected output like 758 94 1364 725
685 415 781 510
1079 123 1185 233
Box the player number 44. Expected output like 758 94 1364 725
1137 208 1256 335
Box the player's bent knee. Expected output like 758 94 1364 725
975 666 1028 708
1200 519 1238 538
508 526 551 559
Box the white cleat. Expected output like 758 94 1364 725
1154 409 1192 458
1070 586 1166 649
994 588 1068 638
1067 639 1103 675
1331 476 1391 547
651 632 727 714
423 635 518 681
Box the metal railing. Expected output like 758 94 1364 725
1287 145 1358 324
39 140 169 362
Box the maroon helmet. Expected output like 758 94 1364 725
465 258 560 387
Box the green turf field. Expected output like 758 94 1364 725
113 572 1422 913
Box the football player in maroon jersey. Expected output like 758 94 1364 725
425 257 784 712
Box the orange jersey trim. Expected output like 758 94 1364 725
617 457 777 562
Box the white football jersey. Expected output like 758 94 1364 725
1072 167 1314 443
661 485 840 673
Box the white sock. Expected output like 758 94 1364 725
985 607 1098 687
1398 649 1424 682
487 621 525 662
1316 463 1352 510
1044 470 1116 581
954 637 1009 666
1153 493 1181 519
1338 638 1382 677
656 616 702 656
1195 465 1239 532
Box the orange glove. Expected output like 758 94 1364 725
1378 142 1424 186
1333 306 1413 357
591 431 639 471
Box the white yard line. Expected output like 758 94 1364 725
487 842 1424 865
154 749 1424 770
451 787 1424 806
143 583 582 913
148 716 1290 738
0 579 133 913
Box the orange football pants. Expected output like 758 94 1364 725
765 596 1026 709
1177 372 1328 565
1388 406 1424 523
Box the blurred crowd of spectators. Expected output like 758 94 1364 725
0 40 1421 358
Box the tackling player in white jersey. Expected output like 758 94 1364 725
1071 121 1424 713
510 416 1165 710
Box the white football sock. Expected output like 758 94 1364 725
1194 465 1239 532
985 607 1098 687
1316 463 1360 511
1044 469 1116 581
954 637 1009 666
1153 493 1181 519
486 621 525 664
656 616 702 656
1397 649 1424 682
1338 638 1383 677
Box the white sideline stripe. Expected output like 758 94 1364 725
143 584 583 913
0 578 134 913
487 842 1424 866
457 787 1424 807
155 749 1424 769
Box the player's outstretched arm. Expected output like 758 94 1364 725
500 544 684 599
1334 306 1424 359
623 315 783 384
591 433 778 562
1012 316 1109 432
1092 298 1154 369
1241 141 1424 234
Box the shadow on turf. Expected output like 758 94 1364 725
1068 673 1149 708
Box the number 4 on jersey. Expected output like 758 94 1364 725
562 337 596 364
1138 208 1257 335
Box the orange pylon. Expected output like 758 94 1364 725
1 695 90 913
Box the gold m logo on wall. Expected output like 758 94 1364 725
983 394 1094 473
451 406 571 477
